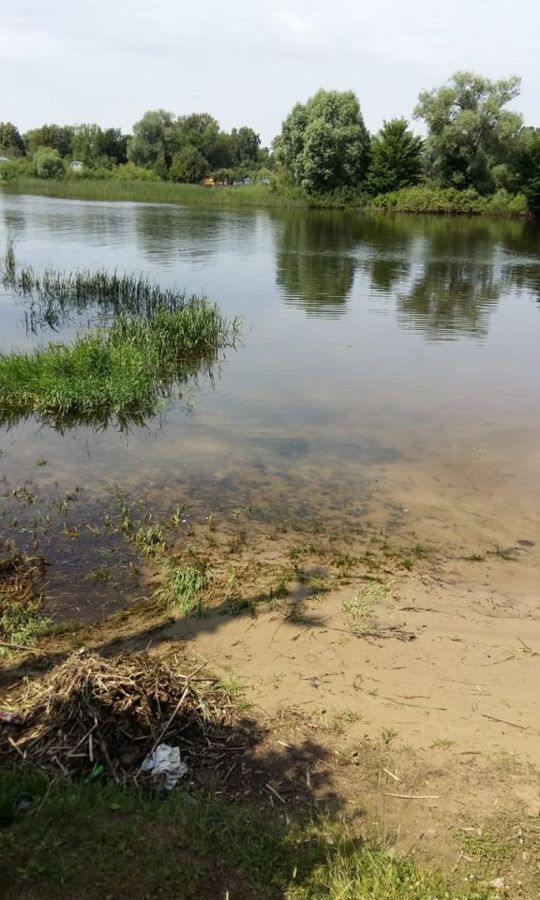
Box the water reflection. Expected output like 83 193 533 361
272 211 358 317
396 224 505 340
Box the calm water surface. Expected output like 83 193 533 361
1 194 539 613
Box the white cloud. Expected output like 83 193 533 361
1 0 538 142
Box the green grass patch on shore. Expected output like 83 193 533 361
0 304 234 429
0 771 491 900
0 176 306 209
1 176 532 217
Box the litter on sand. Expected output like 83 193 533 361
140 744 188 790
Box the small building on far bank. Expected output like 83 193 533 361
70 160 84 171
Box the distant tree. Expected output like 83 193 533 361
169 145 209 183
178 114 217 150
34 147 64 178
98 128 128 165
274 90 370 193
128 110 179 169
511 127 540 218
24 124 73 158
367 119 423 195
230 126 261 165
0 122 25 157
414 71 523 194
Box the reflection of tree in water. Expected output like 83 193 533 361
272 211 359 317
134 204 224 264
500 222 540 305
396 222 512 340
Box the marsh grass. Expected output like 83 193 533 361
0 303 235 429
1 177 306 209
1 243 215 333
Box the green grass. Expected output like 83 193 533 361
1 176 306 209
0 771 491 900
1 241 209 331
156 562 207 615
0 304 234 429
1 176 531 218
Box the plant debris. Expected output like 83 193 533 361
0 650 252 784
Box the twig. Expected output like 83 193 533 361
266 783 286 803
382 767 400 782
0 639 40 653
481 713 528 731
385 793 439 800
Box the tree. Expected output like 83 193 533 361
34 147 64 179
25 124 73 158
414 71 523 194
0 122 25 157
511 127 540 218
367 119 423 195
274 90 370 194
128 110 179 170
169 145 209 183
177 113 219 158
230 127 261 165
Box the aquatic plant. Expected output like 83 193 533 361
1 244 206 333
0 303 236 430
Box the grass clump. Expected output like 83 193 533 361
0 304 234 429
157 562 207 615
1 241 207 332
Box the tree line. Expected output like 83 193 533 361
1 71 539 216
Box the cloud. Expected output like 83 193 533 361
1 0 538 141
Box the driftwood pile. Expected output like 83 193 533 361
0 650 244 783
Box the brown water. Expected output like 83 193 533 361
1 193 540 617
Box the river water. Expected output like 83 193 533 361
1 193 539 616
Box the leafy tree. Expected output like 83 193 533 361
414 71 523 194
274 90 370 194
230 127 261 165
128 110 179 169
367 119 423 195
177 113 219 159
34 147 64 179
511 127 540 218
0 122 25 157
25 124 74 158
169 145 209 183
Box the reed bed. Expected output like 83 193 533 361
0 651 244 783
0 304 235 429
2 242 197 332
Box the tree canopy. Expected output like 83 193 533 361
414 71 523 194
0 122 25 158
367 119 423 195
274 90 370 194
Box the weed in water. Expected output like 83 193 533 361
133 525 167 558
0 288 236 430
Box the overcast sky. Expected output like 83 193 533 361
3 0 539 144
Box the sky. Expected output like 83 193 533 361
3 0 540 144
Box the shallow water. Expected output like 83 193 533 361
1 193 540 617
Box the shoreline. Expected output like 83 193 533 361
1 177 532 219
